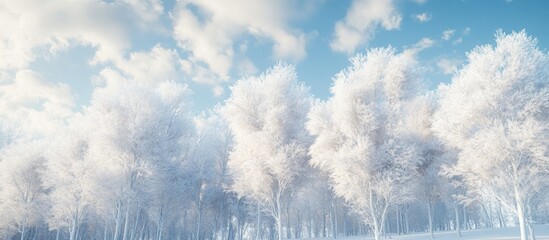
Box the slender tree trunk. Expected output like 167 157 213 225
76 222 81 240
276 195 283 240
131 208 140 240
332 198 338 239
236 199 242 240
21 223 26 240
322 211 326 238
220 195 226 240
114 201 123 240
342 210 346 237
70 216 78 240
396 206 401 235
404 206 410 234
497 202 506 228
526 203 536 240
514 184 527 240
286 205 291 239
104 223 108 240
454 204 461 237
196 202 202 240
427 202 434 239
462 206 468 230
56 229 60 240
122 201 131 240
368 188 381 240
157 207 164 240
256 202 261 240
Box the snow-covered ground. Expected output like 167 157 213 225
307 225 549 240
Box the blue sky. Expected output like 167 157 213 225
1 0 548 135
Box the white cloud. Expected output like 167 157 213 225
330 0 402 54
115 45 184 85
463 27 471 35
437 58 462 75
0 70 75 137
404 37 435 56
413 13 432 22
413 38 435 51
172 0 307 88
0 0 167 71
442 29 456 41
90 45 195 98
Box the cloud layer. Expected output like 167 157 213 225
172 0 308 87
330 0 401 54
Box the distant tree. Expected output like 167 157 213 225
432 30 549 240
43 125 93 240
191 111 234 240
307 47 422 240
85 81 193 240
222 63 312 240
0 141 47 240
402 95 444 239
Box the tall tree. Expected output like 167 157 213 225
85 81 193 240
307 47 422 240
0 141 47 240
43 124 93 240
432 30 549 240
222 63 312 240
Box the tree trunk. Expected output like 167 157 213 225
196 202 202 240
286 205 291 239
70 215 78 240
220 195 226 240
157 207 164 240
21 223 26 240
122 201 131 240
526 203 536 240
236 199 242 240
256 202 261 240
276 195 283 240
114 201 122 240
454 204 461 237
396 206 401 235
131 208 140 240
427 202 434 239
332 198 338 239
462 206 468 230
514 184 527 240
497 203 505 228
322 211 326 238
368 188 381 240
404 206 410 234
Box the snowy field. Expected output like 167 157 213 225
308 225 549 240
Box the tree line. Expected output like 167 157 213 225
0 31 547 240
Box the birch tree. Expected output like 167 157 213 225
0 141 47 240
307 47 422 240
432 30 549 240
222 63 312 240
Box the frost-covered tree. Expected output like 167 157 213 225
432 31 549 240
402 95 444 239
43 124 93 240
222 63 311 240
85 81 193 240
307 47 422 240
191 111 234 240
0 141 47 240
